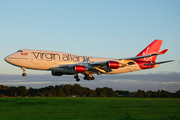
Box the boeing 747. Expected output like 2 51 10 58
4 40 174 82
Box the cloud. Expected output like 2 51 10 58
0 73 180 92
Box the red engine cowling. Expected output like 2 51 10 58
73 65 86 73
51 71 63 76
106 61 120 69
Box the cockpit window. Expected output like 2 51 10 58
17 50 23 52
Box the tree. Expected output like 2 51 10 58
46 86 55 91
71 84 83 95
95 87 114 97
0 93 4 97
42 91 49 97
64 84 72 96
143 93 150 98
0 85 4 89
157 90 161 97
91 90 97 97
115 90 130 96
104 87 114 97
95 88 104 97
1 84 178 98
17 86 27 96
137 89 142 97
55 85 66 97
114 92 119 97
36 92 45 97
131 92 137 97
141 90 146 97
175 90 180 98
47 92 53 97
101 88 107 97
84 87 91 96
28 87 38 97
161 90 168 98
7 86 17 96
50 89 57 97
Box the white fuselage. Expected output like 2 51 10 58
5 49 142 74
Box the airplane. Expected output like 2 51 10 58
4 40 174 82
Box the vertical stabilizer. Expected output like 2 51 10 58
136 40 163 62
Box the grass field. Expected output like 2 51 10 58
0 97 179 120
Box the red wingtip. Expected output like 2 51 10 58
159 49 168 54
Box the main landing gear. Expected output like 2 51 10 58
74 73 95 82
21 67 26 77
74 74 80 82
84 74 95 80
84 71 95 80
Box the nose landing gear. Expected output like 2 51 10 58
21 67 26 77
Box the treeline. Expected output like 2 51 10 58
0 84 180 98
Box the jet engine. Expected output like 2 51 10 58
51 71 63 76
106 61 120 69
73 65 86 73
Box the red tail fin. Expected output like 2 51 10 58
136 40 163 62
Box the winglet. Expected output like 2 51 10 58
159 49 168 54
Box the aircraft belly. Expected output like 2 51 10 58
107 64 141 74
13 59 55 70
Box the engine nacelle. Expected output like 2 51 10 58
51 71 63 76
106 61 120 69
73 65 86 73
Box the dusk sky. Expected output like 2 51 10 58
0 0 180 92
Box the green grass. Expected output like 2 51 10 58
0 97 179 120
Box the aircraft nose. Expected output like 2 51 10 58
4 54 19 65
4 56 9 62
4 55 12 63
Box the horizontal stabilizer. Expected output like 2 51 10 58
159 49 168 54
142 60 175 66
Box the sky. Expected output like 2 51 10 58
0 0 180 92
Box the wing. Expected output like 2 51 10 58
90 52 161 66
90 49 168 67
50 49 174 75
88 49 174 74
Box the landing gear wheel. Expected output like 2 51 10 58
76 78 80 82
91 77 95 80
22 73 26 77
